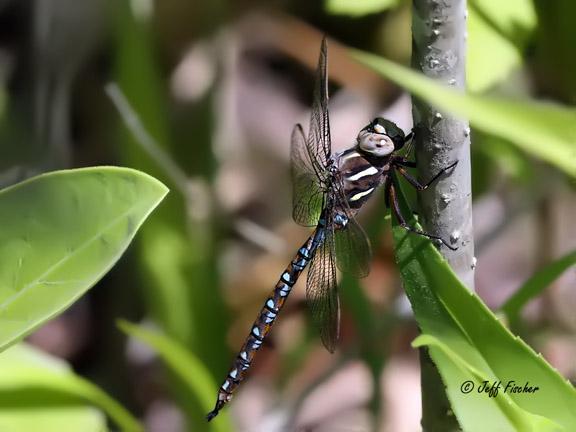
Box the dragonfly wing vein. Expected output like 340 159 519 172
291 124 325 226
306 226 340 353
334 215 372 278
307 37 331 174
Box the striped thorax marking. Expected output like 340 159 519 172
347 166 379 181
350 187 375 202
340 149 364 163
335 148 387 210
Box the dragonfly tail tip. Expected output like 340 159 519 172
206 409 219 422
206 398 226 422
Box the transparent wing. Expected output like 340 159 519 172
306 226 339 353
306 37 331 176
291 124 325 227
334 216 372 278
332 177 372 278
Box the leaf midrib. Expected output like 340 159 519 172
0 202 147 311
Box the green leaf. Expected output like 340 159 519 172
467 7 522 92
501 250 576 322
469 0 536 46
0 407 107 432
352 49 576 177
0 343 141 431
413 335 562 432
467 0 536 91
117 320 232 432
0 167 168 351
325 0 399 16
391 189 576 430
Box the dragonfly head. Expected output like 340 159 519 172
357 118 406 157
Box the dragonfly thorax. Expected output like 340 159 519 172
334 148 388 210
333 212 349 230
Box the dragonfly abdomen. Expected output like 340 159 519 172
207 228 324 421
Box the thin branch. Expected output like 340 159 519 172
233 218 286 255
105 82 191 197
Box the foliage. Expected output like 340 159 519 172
392 188 576 431
353 50 576 178
111 2 229 427
325 0 399 16
0 167 167 352
501 250 576 323
118 321 232 432
0 0 574 430
0 343 141 431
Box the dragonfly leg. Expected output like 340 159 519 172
384 176 392 208
394 158 417 168
394 160 458 190
404 128 415 143
388 182 458 251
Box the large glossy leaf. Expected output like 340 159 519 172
501 249 576 322
391 188 576 431
352 49 576 177
0 343 141 431
118 321 231 432
0 166 168 351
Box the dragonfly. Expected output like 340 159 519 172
207 37 457 421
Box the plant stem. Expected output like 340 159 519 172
411 0 475 289
411 1 474 430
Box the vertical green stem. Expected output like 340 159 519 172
411 0 475 430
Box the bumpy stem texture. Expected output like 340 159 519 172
411 0 475 290
411 1 474 431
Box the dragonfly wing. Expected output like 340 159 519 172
306 226 339 353
291 124 325 227
334 215 372 278
307 37 331 175
332 176 372 278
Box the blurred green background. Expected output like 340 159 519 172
0 0 574 431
